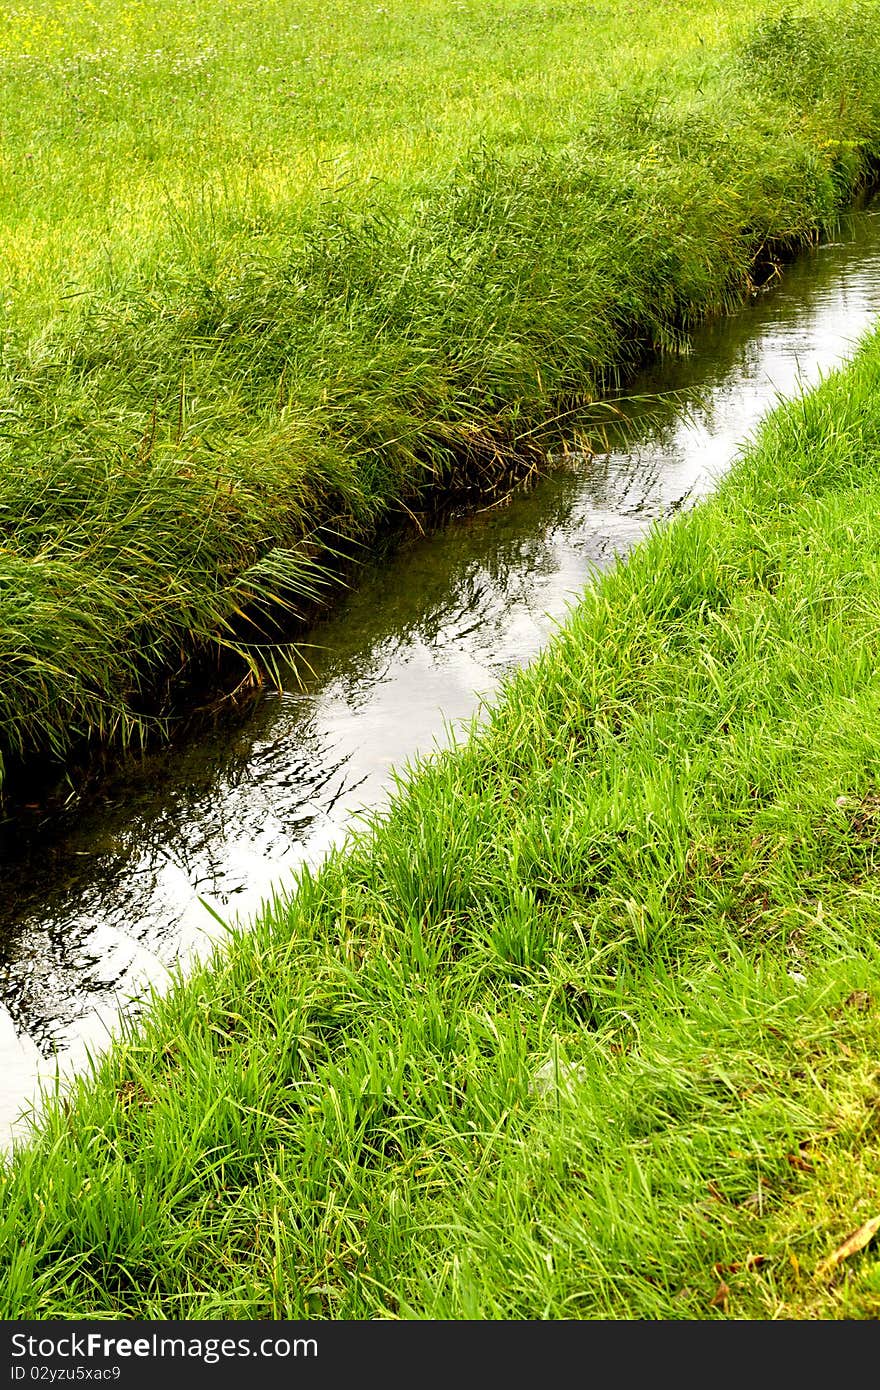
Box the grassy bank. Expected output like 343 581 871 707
4 319 880 1318
3 1 880 786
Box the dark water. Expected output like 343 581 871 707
2 206 880 1144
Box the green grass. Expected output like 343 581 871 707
0 0 772 321
4 0 880 785
5 320 880 1318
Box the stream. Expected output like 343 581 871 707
2 203 880 1146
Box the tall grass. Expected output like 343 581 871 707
5 315 880 1319
3 1 880 786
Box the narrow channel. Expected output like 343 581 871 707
2 203 879 1146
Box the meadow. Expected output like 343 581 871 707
2 0 880 783
4 324 880 1317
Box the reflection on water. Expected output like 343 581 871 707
2 206 880 1143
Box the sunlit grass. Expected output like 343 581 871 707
0 0 741 319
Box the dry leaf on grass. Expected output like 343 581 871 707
815 1214 880 1279
786 1151 815 1173
709 1281 730 1311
